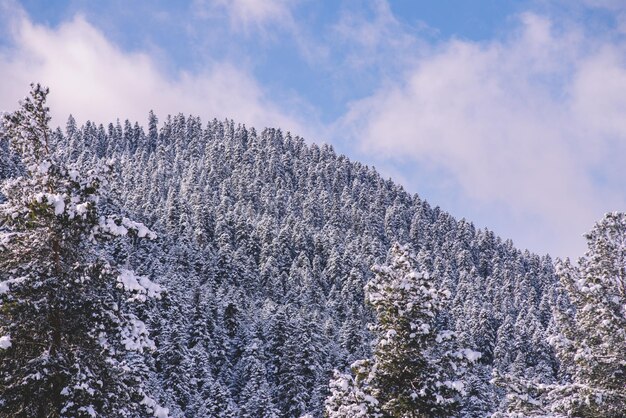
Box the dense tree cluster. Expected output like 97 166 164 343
495 212 626 418
8 86 622 417
40 108 560 416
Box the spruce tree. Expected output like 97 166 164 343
0 84 166 417
495 212 626 417
326 243 480 417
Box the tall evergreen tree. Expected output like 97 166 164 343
0 84 167 417
326 243 480 417
495 212 626 417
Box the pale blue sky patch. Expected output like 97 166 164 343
1 0 625 258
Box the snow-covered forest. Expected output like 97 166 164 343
1 86 624 417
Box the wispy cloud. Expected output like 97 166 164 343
0 9 313 139
190 0 328 68
192 0 295 34
339 12 626 257
331 0 423 73
579 0 626 11
2 0 624 258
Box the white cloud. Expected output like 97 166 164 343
340 12 626 257
190 0 327 71
0 10 311 138
332 0 422 71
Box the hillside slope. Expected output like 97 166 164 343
51 113 559 417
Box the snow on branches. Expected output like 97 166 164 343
326 243 480 417
496 212 626 418
0 84 167 417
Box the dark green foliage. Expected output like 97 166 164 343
326 244 480 417
0 85 164 417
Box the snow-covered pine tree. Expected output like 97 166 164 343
325 366 380 418
495 212 626 417
237 341 279 418
325 243 481 418
0 84 167 417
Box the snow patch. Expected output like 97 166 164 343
0 276 29 295
117 269 164 301
0 335 11 349
141 395 170 418
75 202 90 217
68 169 79 181
444 380 465 394
100 216 128 236
436 330 455 343
37 160 51 174
99 216 157 239
46 193 66 215
461 348 482 362
121 217 157 239
81 405 96 417
121 317 156 352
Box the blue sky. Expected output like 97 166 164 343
2 0 626 258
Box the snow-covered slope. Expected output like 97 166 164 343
50 114 559 417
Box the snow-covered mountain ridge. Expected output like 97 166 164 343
2 92 623 417
50 112 559 416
